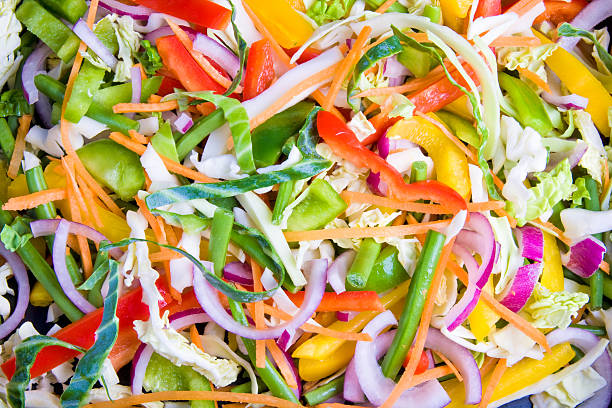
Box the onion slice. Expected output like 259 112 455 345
498 262 543 312
327 250 356 294
174 112 194 134
22 44 52 104
223 262 253 286
72 19 118 70
130 343 154 395
514 226 544 262
0 243 30 339
561 236 606 278
193 33 240 79
557 0 612 52
99 0 154 20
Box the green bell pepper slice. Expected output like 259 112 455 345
92 77 162 109
285 179 347 231
151 122 179 162
361 245 409 293
436 110 480 147
38 0 88 24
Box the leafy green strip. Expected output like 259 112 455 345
145 157 331 209
136 40 164 76
224 0 248 96
347 36 403 111
7 337 85 408
100 237 282 303
77 249 110 291
164 90 256 174
0 90 31 118
297 106 324 159
60 260 120 408
558 23 612 74
392 27 500 199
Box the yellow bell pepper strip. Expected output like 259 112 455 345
298 342 355 381
243 0 314 49
540 232 565 292
292 280 410 361
439 0 472 32
534 30 612 135
443 342 575 408
467 277 500 343
386 116 471 199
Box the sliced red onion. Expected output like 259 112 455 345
354 310 450 407
561 236 606 278
99 0 154 20
454 213 496 289
378 134 418 159
144 25 197 44
22 44 52 104
131 343 153 395
498 262 543 313
514 226 544 262
192 259 327 339
557 0 612 52
174 112 194 134
193 33 240 79
278 346 301 398
35 93 53 129
223 262 253 286
72 19 118 69
388 77 406 87
541 92 588 111
366 171 389 196
327 250 356 294
545 141 588 172
276 329 296 352
384 56 411 78
336 311 358 322
444 283 482 332
168 308 212 330
0 243 30 339
131 65 142 104
346 39 355 49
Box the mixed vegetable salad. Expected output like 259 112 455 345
0 0 612 407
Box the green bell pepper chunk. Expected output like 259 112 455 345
252 101 315 168
397 42 439 78
92 77 162 109
151 122 179 162
437 110 480 147
76 140 145 201
362 245 409 293
499 72 553 136
16 0 80 63
285 179 347 231
38 0 88 24
176 109 225 161
365 0 408 13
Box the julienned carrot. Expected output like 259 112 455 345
7 115 32 179
286 290 384 312
323 26 372 111
113 100 179 113
75 173 103 228
190 325 205 352
266 339 298 389
407 365 454 387
340 191 451 214
480 359 508 408
283 219 450 242
82 391 302 408
517 67 552 93
251 260 266 369
2 188 67 211
62 156 93 226
506 0 542 16
529 218 571 246
600 260 610 274
491 36 541 47
149 250 182 263
109 132 219 184
376 0 398 13
433 350 463 381
129 129 149 144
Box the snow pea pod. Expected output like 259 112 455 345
361 245 409 293
38 0 88 24
92 77 162 109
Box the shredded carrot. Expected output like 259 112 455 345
75 173 103 229
82 391 302 408
341 191 454 214
600 260 610 275
572 304 587 325
391 211 406 226
63 163 93 278
312 90 346 122
283 219 450 242
529 218 571 246
362 34 393 55
434 350 463 381
467 201 507 212
113 100 179 113
148 94 163 103
406 365 454 388
363 102 380 116
149 250 182 263
480 359 508 408
109 132 219 183
190 325 205 352
7 115 32 179
266 339 298 388
61 157 92 226
2 188 67 211
250 259 266 369
517 67 552 93
376 0 398 13
506 0 542 16
250 63 339 129
129 129 148 144
480 356 497 378
601 159 610 205
491 36 541 47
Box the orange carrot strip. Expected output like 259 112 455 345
600 260 609 275
468 201 507 212
433 350 463 382
376 0 398 13
312 90 345 122
283 219 450 242
480 359 508 408
82 391 302 408
340 191 453 214
113 100 179 113
506 0 542 16
362 33 392 54
406 365 454 387
190 325 205 351
517 67 552 93
2 188 67 211
109 132 219 183
61 157 92 225
129 129 148 144
63 165 93 278
480 356 498 377
529 218 571 246
266 339 298 389
148 94 163 103
7 115 32 179
490 36 541 47
75 164 124 217
149 250 182 263
323 26 372 112
75 173 103 229
251 259 266 369
363 102 380 116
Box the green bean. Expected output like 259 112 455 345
176 109 225 160
227 299 299 403
381 229 446 378
346 238 382 289
25 165 83 285
209 208 234 277
568 324 607 336
272 180 295 225
0 118 15 158
0 207 83 321
303 376 344 406
410 160 428 183
230 379 266 394
584 176 604 310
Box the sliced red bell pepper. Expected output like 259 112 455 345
131 0 231 30
402 348 430 374
285 46 322 63
158 75 183 96
156 35 225 94
243 39 275 100
1 281 200 380
474 0 501 19
533 0 588 26
285 290 384 312
317 110 467 212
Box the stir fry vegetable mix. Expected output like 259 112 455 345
1 0 612 407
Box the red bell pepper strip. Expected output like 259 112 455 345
156 35 225 94
1 281 200 380
474 0 501 19
533 0 588 26
402 348 430 374
317 110 467 212
285 46 322 63
157 75 183 96
131 0 231 30
286 290 384 312
243 39 275 100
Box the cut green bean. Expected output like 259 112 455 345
303 376 344 406
346 238 382 290
209 208 234 277
272 180 295 225
584 176 603 310
0 118 15 158
381 229 446 378
176 109 225 160
230 379 266 394
410 160 428 183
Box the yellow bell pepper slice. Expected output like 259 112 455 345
386 116 471 199
299 341 355 381
444 95 474 120
534 30 612 136
540 232 564 292
468 277 500 342
7 174 29 199
30 281 54 307
440 0 471 32
292 280 410 361
243 0 314 49
444 342 575 408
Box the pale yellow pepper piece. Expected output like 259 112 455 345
534 30 612 135
243 0 314 49
292 280 410 360
440 0 471 32
386 116 471 199
7 174 29 199
468 277 500 342
444 342 575 408
299 341 355 381
30 281 54 307
444 95 474 120
540 232 565 292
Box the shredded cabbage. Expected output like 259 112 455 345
0 0 21 90
532 366 607 408
107 14 142 82
497 45 558 89
0 263 13 320
523 284 589 329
